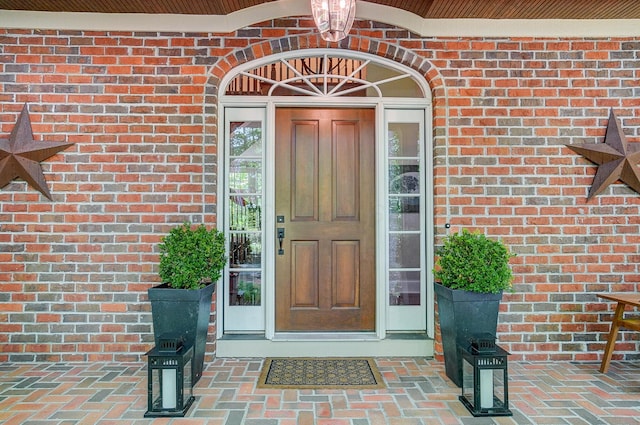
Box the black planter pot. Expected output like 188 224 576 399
434 282 502 387
148 282 216 385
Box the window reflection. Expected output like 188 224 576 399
229 271 261 306
389 271 421 305
229 196 261 232
388 123 419 156
229 232 262 267
229 160 262 193
389 197 420 231
230 122 262 156
389 234 421 269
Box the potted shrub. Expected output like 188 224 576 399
433 229 515 387
148 222 226 385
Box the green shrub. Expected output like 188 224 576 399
159 222 226 289
433 229 515 294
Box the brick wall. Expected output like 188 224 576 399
0 18 639 362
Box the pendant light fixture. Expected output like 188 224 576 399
310 0 356 42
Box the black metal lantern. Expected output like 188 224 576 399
458 335 512 417
144 338 195 418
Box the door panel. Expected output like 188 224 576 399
333 121 359 219
275 108 375 332
291 241 319 307
332 241 359 307
291 121 318 221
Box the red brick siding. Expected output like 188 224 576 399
0 19 639 362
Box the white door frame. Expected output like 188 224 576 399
216 49 434 357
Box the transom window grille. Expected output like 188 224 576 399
225 53 424 98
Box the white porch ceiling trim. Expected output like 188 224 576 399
1 0 639 37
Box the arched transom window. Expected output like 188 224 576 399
225 52 426 98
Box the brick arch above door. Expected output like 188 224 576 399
206 35 447 101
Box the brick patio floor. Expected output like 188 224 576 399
0 358 638 424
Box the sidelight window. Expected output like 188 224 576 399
386 110 428 331
224 109 266 332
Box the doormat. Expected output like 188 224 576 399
257 357 385 389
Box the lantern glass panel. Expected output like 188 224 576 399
151 368 161 409
492 367 506 408
461 355 475 408
183 356 193 401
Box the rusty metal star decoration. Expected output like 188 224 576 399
566 109 640 200
0 104 73 201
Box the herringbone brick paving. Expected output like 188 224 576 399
0 358 638 424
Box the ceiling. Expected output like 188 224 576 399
0 0 639 19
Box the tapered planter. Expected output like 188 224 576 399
434 282 502 387
148 282 215 385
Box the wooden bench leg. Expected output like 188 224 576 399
599 302 625 373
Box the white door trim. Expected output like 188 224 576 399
217 49 434 357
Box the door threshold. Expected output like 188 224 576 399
272 332 379 341
216 333 433 357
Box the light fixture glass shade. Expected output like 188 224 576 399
311 0 356 42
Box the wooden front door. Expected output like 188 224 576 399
275 108 376 332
